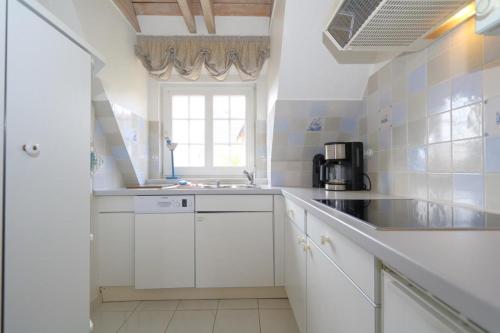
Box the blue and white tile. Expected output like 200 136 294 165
453 174 484 207
408 146 427 172
428 173 453 203
452 138 483 172
485 136 500 172
427 80 451 115
408 64 427 94
451 71 483 109
408 118 427 146
452 104 483 140
391 102 408 126
484 96 500 137
428 142 452 172
428 111 451 144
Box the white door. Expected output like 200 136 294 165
382 271 474 333
196 212 274 288
135 213 195 289
307 241 376 333
285 219 307 333
4 1 91 332
97 213 135 287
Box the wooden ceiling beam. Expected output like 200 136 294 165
112 0 141 32
176 0 197 33
200 0 216 33
133 3 272 16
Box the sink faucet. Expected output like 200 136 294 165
243 170 256 186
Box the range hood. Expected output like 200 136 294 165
324 0 472 52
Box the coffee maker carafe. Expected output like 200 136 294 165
312 142 365 191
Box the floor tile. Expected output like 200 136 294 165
165 310 216 333
258 299 291 309
213 309 260 333
176 299 218 310
119 310 174 333
97 301 140 312
91 311 131 333
136 300 179 311
259 309 300 333
218 299 258 309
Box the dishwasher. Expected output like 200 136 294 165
134 196 195 289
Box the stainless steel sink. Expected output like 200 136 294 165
196 183 260 189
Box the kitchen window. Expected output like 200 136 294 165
162 85 255 177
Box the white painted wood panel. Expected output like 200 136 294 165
97 213 134 286
382 271 475 333
307 212 378 302
285 198 306 232
0 0 6 324
273 195 285 286
4 1 91 331
96 196 135 212
285 219 307 333
196 212 274 287
307 240 376 333
135 213 195 289
196 195 273 212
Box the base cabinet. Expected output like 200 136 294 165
135 213 195 289
195 212 274 288
307 241 376 333
382 271 477 333
285 219 307 333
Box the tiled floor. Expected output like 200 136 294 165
91 298 300 333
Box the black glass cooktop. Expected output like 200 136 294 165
313 199 500 230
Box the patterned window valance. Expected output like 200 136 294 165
135 36 270 81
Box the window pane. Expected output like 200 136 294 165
230 145 245 166
230 120 245 144
213 96 229 118
230 96 246 119
172 120 189 143
190 120 205 144
214 120 229 144
172 96 189 119
174 144 189 167
189 145 205 167
190 96 205 119
214 145 230 166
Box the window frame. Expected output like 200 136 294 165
162 84 256 177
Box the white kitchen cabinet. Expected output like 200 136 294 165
4 1 94 332
135 213 195 289
382 270 478 333
285 218 307 333
307 240 376 333
97 213 135 286
196 212 274 288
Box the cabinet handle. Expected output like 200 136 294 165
302 243 311 252
297 236 306 244
320 235 331 245
288 209 295 219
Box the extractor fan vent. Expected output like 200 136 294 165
326 0 471 51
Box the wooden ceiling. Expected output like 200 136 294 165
113 0 274 34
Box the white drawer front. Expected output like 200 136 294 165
307 213 377 302
96 196 134 212
285 198 306 232
195 195 273 212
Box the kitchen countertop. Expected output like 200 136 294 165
93 186 500 331
281 188 500 333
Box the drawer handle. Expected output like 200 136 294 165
302 243 311 252
297 236 306 244
288 209 295 219
320 235 331 245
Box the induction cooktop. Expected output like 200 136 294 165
313 199 500 230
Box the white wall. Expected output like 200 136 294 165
138 16 270 36
0 0 6 322
275 0 372 100
266 0 285 113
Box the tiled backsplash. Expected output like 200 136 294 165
361 19 500 213
269 100 363 187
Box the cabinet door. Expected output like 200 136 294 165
285 219 307 333
97 213 134 286
135 213 195 289
383 271 473 333
196 212 274 288
4 1 91 332
307 241 376 333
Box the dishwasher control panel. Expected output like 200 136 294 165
134 196 194 213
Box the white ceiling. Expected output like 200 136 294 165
138 15 270 36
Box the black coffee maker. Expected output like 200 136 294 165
313 142 365 191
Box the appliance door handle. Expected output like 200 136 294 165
320 164 326 182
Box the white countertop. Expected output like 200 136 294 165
93 186 500 331
281 188 500 333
